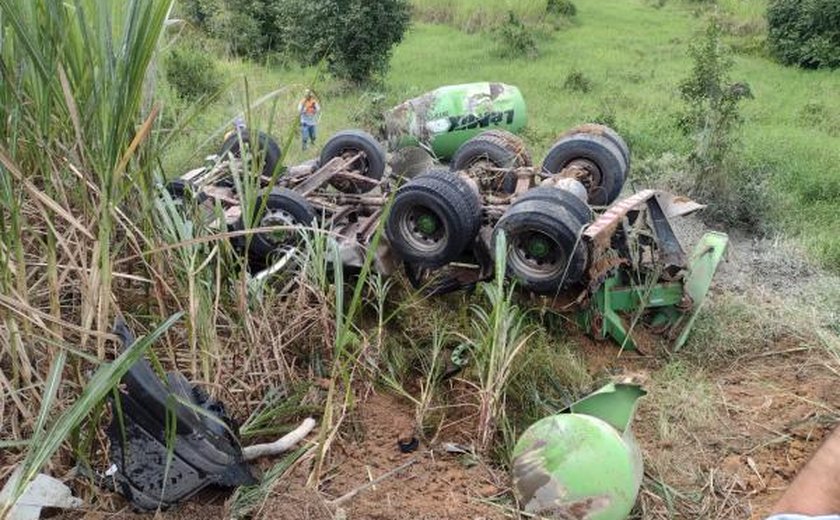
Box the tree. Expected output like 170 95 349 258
276 0 411 83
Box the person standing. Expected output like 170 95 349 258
298 89 320 151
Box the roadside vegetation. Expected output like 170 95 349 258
1 0 840 519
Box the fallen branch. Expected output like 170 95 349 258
243 418 317 461
328 458 418 507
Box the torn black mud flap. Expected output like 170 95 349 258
107 322 256 511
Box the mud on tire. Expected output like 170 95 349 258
541 132 628 206
386 169 482 269
451 130 531 194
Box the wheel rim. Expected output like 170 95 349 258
398 206 448 255
260 209 299 244
508 229 567 282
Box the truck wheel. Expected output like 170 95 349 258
565 123 631 170
541 133 627 206
475 129 533 166
386 169 481 268
493 198 589 294
320 130 386 193
243 188 317 262
517 186 593 226
450 131 530 194
219 130 282 178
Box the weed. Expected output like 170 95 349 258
648 361 718 442
563 69 594 93
503 327 592 444
494 12 540 60
546 0 577 17
681 293 806 367
456 233 534 454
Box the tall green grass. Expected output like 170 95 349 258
0 0 184 500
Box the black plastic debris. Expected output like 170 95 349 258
106 321 257 511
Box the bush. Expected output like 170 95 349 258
495 12 539 59
546 0 576 17
767 0 840 69
165 46 224 100
563 69 594 93
180 0 279 58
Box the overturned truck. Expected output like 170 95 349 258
169 84 727 351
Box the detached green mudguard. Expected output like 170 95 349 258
383 82 527 160
675 231 729 350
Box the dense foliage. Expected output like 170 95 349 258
767 0 840 69
180 0 411 82
165 45 224 100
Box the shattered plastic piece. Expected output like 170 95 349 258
0 468 83 520
106 321 256 511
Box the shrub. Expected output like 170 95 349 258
180 0 278 58
678 17 759 228
495 11 539 59
562 69 594 93
165 46 224 100
546 0 577 17
767 0 840 69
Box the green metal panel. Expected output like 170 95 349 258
674 231 729 350
568 383 647 434
383 83 527 160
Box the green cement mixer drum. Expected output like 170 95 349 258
512 413 643 520
383 82 527 160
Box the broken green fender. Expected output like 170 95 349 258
384 82 527 160
512 384 646 520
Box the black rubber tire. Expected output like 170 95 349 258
242 188 317 262
386 169 481 269
565 123 630 170
517 186 593 226
219 130 283 177
474 129 533 166
450 131 531 194
320 129 386 193
165 179 208 204
541 133 627 206
493 197 589 294
451 131 531 170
